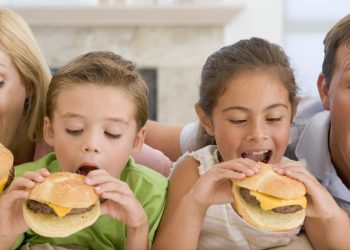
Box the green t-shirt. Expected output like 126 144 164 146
13 153 168 250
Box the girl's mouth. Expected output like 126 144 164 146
241 150 272 163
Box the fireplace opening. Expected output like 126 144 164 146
139 68 157 121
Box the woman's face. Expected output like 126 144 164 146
0 49 27 148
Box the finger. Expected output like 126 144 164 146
277 167 317 183
85 172 115 185
6 176 36 192
235 158 260 173
0 190 29 209
86 168 109 178
100 191 133 207
209 167 247 181
95 181 132 196
220 160 259 176
22 170 48 183
273 162 310 177
36 168 51 177
278 170 320 195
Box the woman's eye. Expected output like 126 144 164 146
105 131 121 139
266 117 282 123
66 129 83 135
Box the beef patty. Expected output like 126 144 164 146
239 187 302 214
27 200 94 216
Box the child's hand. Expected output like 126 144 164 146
0 168 50 242
190 158 259 206
85 169 148 229
273 161 340 220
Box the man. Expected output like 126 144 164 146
288 14 350 214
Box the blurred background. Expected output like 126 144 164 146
1 0 349 123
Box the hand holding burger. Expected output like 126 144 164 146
23 172 100 238
0 143 14 192
232 162 307 231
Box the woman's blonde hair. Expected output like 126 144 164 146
0 9 51 141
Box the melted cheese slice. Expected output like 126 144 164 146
0 177 8 192
47 202 72 217
249 190 307 211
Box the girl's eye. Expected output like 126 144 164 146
230 119 247 125
66 129 83 135
105 131 121 139
266 117 282 123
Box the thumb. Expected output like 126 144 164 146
99 202 108 216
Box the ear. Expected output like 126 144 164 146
195 103 214 136
43 116 55 147
317 73 331 110
131 127 146 154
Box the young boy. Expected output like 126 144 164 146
0 51 167 250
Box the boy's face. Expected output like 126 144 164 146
44 84 144 177
199 71 292 164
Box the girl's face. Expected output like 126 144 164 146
0 49 27 148
44 84 144 177
200 71 293 164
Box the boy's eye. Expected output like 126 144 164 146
266 117 282 123
104 131 121 139
66 129 83 135
230 119 247 125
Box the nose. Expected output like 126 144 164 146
81 134 101 153
246 121 268 142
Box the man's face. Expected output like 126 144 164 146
319 43 350 172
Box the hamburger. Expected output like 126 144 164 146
0 143 14 192
232 162 307 232
23 172 100 237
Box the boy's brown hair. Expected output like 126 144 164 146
46 51 148 131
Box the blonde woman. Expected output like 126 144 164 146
0 9 51 165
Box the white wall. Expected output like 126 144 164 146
225 0 284 45
284 0 350 96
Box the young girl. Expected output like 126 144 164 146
0 51 167 250
152 37 310 250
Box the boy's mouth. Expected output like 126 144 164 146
76 166 98 176
241 150 272 163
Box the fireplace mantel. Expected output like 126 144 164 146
8 4 243 27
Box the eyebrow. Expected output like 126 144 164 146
222 103 289 113
61 112 128 125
